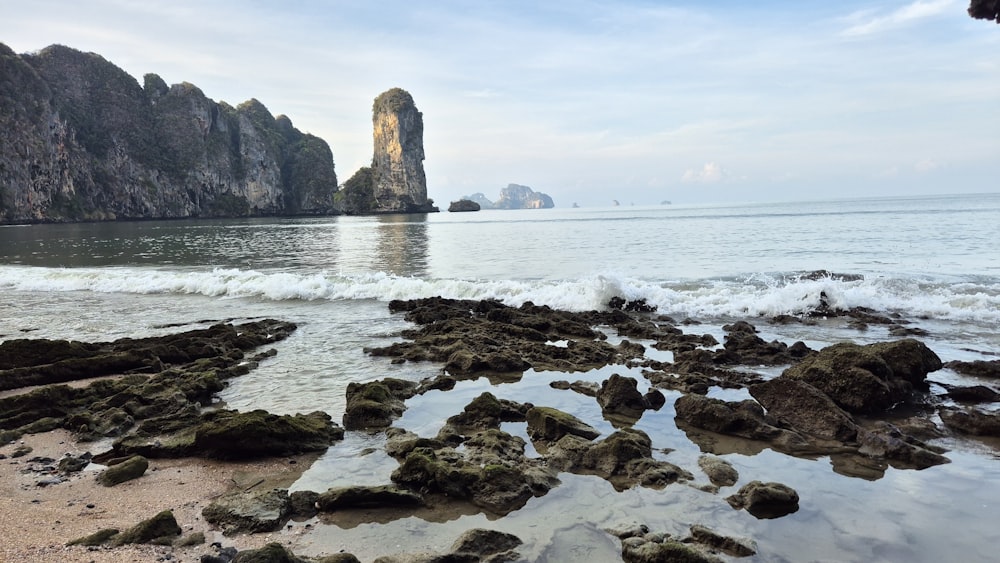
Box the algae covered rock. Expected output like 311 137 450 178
446 392 529 431
674 394 786 442
193 409 342 459
726 481 799 519
66 528 120 546
342 378 416 430
697 455 739 488
316 485 424 511
526 406 600 443
596 374 648 419
372 528 523 563
940 407 1000 437
96 454 148 486
450 528 522 559
621 536 722 563
688 525 756 557
203 488 292 535
782 339 941 414
232 542 313 563
111 509 182 545
749 377 858 441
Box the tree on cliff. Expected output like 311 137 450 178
969 0 999 23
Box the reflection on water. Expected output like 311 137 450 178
374 214 429 277
0 214 433 276
0 218 346 270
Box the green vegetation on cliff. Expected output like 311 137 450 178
0 42 340 223
373 87 415 115
335 166 375 214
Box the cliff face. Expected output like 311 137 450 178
464 184 554 210
338 88 437 214
0 43 338 223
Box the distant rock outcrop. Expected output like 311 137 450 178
0 43 339 224
448 199 480 212
463 192 496 209
462 184 554 210
338 88 438 214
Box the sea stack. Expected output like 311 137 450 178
372 88 435 213
339 88 438 214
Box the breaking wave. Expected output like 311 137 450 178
2 265 998 324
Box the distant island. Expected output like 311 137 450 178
463 184 554 210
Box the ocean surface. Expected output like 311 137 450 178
2 192 999 561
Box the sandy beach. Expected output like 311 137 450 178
0 429 314 562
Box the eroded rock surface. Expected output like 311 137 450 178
782 339 941 414
726 481 800 519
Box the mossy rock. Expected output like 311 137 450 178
583 429 653 476
111 510 181 545
97 455 148 486
192 409 342 459
622 538 723 563
526 406 600 443
111 426 198 458
316 485 423 512
0 338 101 370
342 398 396 430
342 379 416 430
66 528 120 546
783 339 941 414
726 481 800 519
232 542 313 563
390 448 478 499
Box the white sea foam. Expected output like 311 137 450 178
1 265 997 324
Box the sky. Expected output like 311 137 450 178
1 0 998 207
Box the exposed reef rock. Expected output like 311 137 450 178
202 488 292 535
608 523 753 562
366 297 658 375
463 184 555 210
96 454 148 486
726 481 800 519
0 319 344 460
0 43 339 224
781 339 941 414
338 88 437 214
374 528 523 563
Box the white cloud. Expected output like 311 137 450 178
682 162 725 184
0 0 995 204
877 166 901 178
841 0 957 37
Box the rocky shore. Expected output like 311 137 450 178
2 296 998 561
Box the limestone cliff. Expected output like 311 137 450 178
337 88 437 214
463 184 554 210
0 43 339 223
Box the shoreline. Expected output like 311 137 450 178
1 298 998 562
0 429 314 562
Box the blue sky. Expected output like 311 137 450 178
2 0 997 206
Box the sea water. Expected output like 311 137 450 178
1 193 999 561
